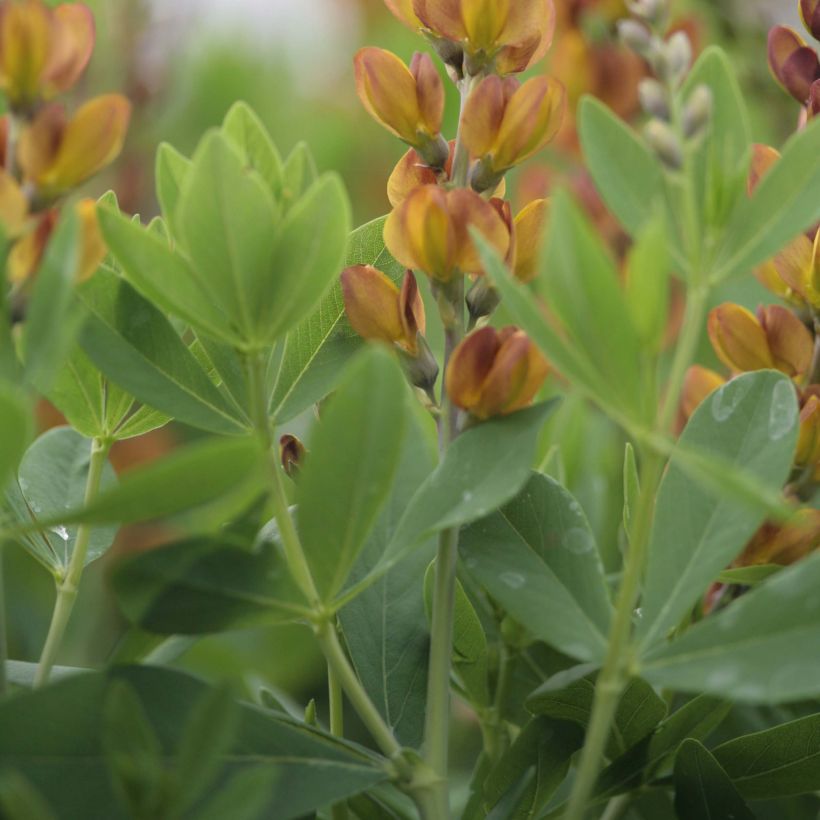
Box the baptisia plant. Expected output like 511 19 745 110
2 0 820 818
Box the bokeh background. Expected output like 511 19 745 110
4 0 812 806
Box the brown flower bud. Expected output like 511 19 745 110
707 303 774 373
801 0 820 41
756 305 814 378
280 434 306 477
767 25 820 105
681 365 725 422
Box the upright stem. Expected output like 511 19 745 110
0 545 7 696
423 276 465 817
34 437 110 688
328 650 351 820
564 285 709 819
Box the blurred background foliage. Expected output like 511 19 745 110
4 0 813 797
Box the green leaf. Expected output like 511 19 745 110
674 740 754 820
339 406 436 747
260 172 352 344
712 108 820 282
3 428 117 573
383 403 555 571
713 714 820 799
0 384 30 490
78 269 248 435
222 101 284 199
270 215 403 423
483 717 584 819
624 216 670 351
0 666 386 819
0 772 56 820
193 768 276 820
112 536 300 634
21 210 81 390
538 191 648 422
98 205 242 346
527 676 666 758
641 551 820 703
282 141 318 209
176 131 279 343
594 695 731 801
298 346 408 601
578 96 663 237
716 564 780 585
154 142 191 236
638 371 798 650
461 471 612 663
14 436 263 534
110 405 170 441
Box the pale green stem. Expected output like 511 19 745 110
328 653 351 820
0 545 7 695
34 437 110 688
600 794 631 820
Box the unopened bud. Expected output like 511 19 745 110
617 20 654 58
280 434 306 477
399 333 440 399
638 78 670 120
466 277 501 323
469 156 505 194
626 0 669 27
683 84 713 138
644 120 683 169
656 32 692 85
416 133 450 171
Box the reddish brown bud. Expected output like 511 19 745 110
800 0 820 41
280 434 306 477
767 25 820 105
756 305 814 378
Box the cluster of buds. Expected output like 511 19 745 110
768 0 820 122
618 0 712 169
342 0 560 420
0 0 130 302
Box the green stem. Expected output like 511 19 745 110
0 544 7 696
328 652 351 820
34 437 109 688
600 794 631 820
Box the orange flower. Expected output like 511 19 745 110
17 94 131 196
413 0 556 74
0 0 94 109
707 303 813 379
680 365 725 422
461 74 565 183
341 266 426 354
796 394 820 469
384 0 423 29
445 325 548 419
354 48 445 158
383 185 510 282
511 198 549 284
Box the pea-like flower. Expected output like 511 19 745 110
383 185 510 282
767 25 820 106
461 75 566 188
0 0 94 110
800 0 820 43
412 0 556 74
445 325 548 419
511 198 549 284
707 302 813 379
17 94 131 198
354 48 446 165
797 393 820 469
680 365 725 423
341 265 426 354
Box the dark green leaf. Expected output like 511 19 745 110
0 772 56 820
0 384 30 491
461 472 612 663
674 740 754 820
638 371 798 650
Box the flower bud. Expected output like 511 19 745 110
638 78 670 120
414 0 556 75
681 365 725 422
446 326 548 419
617 20 654 58
797 395 820 467
0 1 94 110
384 0 423 29
279 434 306 477
772 229 820 309
656 31 692 85
643 120 683 169
767 26 820 104
511 198 549 284
0 169 28 237
757 305 814 378
739 510 820 567
17 94 131 197
75 198 106 281
682 84 713 138
465 277 501 323
460 74 565 175
707 303 774 373
341 266 426 355
747 143 780 195
810 78 820 119
626 0 669 27
383 185 510 282
354 48 444 148
802 0 820 40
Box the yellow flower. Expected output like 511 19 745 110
383 184 510 282
511 198 549 284
445 325 548 419
17 94 131 197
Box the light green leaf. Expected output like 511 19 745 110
282 141 318 209
3 427 117 573
674 740 754 820
461 472 612 663
270 215 403 423
578 96 663 237
712 116 820 282
297 346 408 601
641 551 820 703
222 101 284 199
638 371 798 650
0 384 30 490
154 142 191 236
713 713 820 799
78 269 248 435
